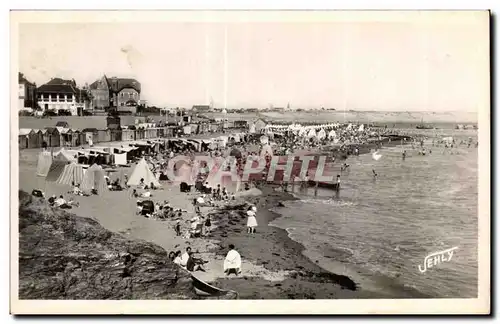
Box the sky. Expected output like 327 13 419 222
17 13 488 111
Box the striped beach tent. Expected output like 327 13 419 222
45 151 72 182
36 151 53 177
56 163 85 186
81 164 108 194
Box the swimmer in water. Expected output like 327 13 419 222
372 169 378 180
402 150 406 160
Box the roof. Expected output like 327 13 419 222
37 83 77 94
56 121 70 127
19 128 32 136
18 73 34 86
47 78 76 86
107 77 141 93
82 128 98 133
45 127 59 134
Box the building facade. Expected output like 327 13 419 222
18 73 37 110
37 78 90 116
89 75 110 111
89 75 141 114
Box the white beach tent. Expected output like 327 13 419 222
81 164 108 194
36 151 53 177
328 130 337 139
127 158 161 187
307 129 317 138
317 129 327 140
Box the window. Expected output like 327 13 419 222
121 103 124 106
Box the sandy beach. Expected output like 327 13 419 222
19 142 381 299
17 127 428 299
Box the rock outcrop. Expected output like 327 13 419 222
18 191 235 300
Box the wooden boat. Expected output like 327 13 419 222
191 274 238 299
307 180 340 190
416 117 433 129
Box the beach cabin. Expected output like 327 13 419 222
121 128 135 141
110 128 122 142
233 120 248 129
82 128 98 146
28 129 44 149
18 128 33 149
44 127 61 147
96 129 111 143
58 128 72 147
135 127 145 140
146 127 157 139
198 123 209 134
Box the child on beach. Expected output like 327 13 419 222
246 206 258 234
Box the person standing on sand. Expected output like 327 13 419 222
246 206 258 234
224 244 242 276
174 220 181 236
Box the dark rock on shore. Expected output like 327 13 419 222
18 191 234 300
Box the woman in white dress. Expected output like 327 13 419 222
246 206 258 234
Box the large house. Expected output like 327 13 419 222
18 73 37 110
37 78 90 116
89 75 141 114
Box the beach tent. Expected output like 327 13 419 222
317 129 327 140
127 158 161 187
56 162 85 186
328 130 337 139
174 161 195 185
307 129 317 138
36 151 53 177
53 148 78 163
81 164 108 194
358 124 365 132
45 151 72 182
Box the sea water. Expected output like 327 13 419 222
270 130 478 298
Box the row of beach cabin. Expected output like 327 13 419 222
19 119 268 150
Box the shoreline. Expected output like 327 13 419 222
208 186 369 299
206 137 435 299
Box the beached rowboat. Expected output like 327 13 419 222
307 180 340 190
